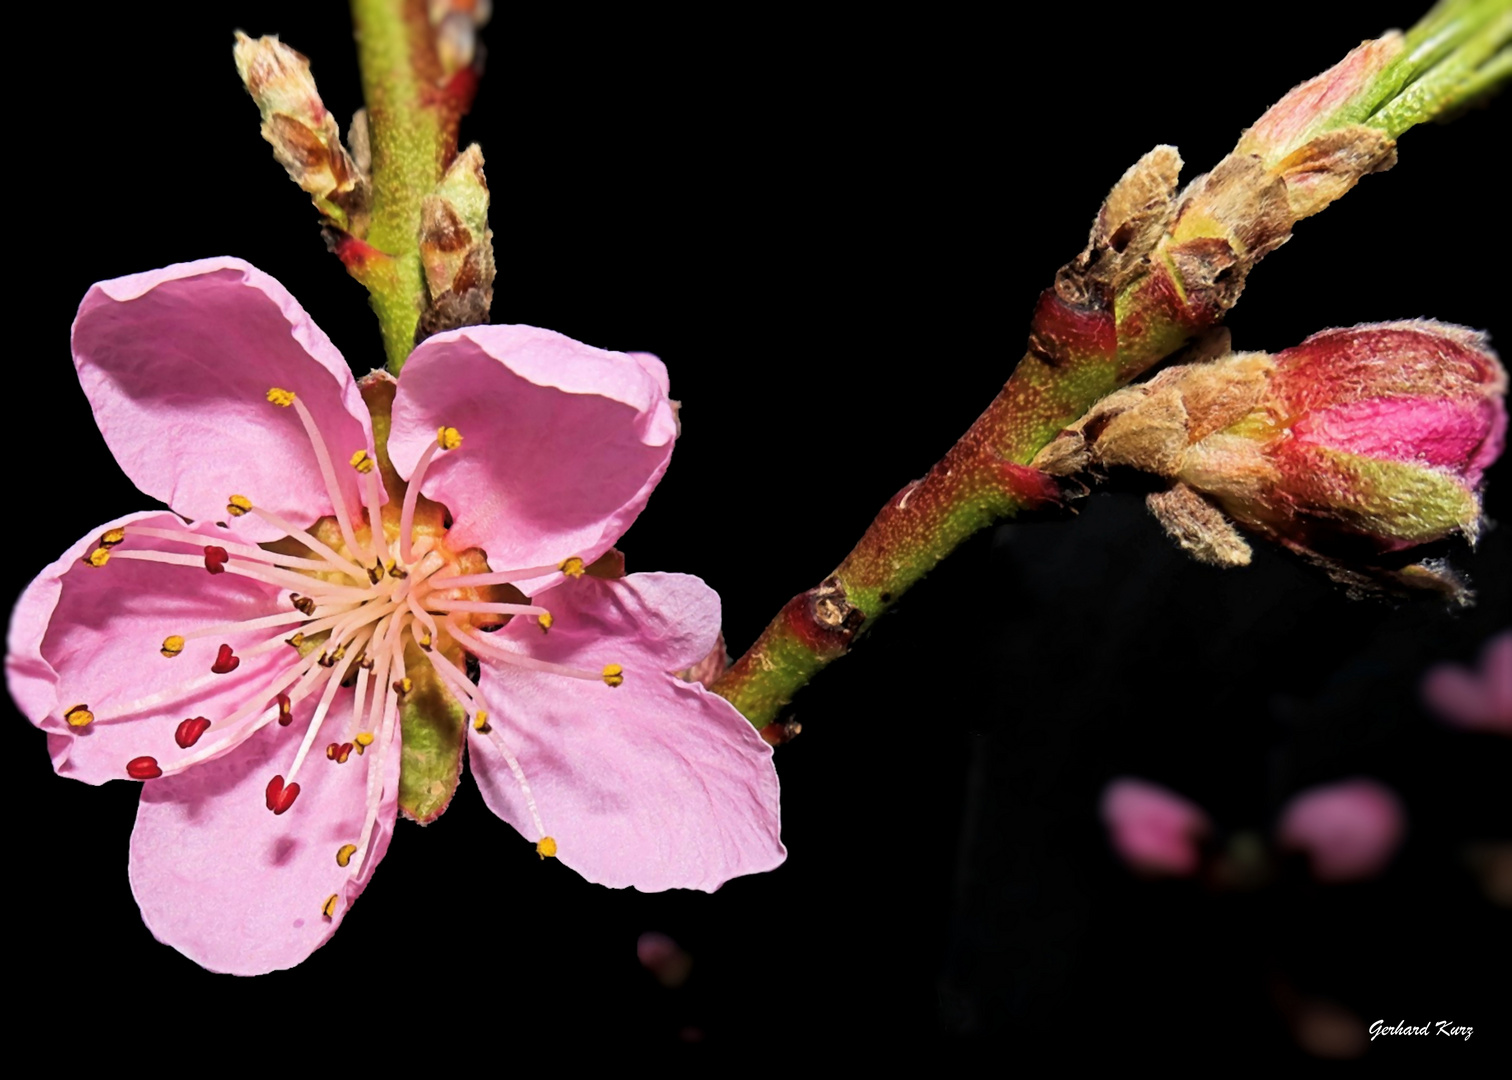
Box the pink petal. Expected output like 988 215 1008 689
1292 396 1504 486
467 573 783 892
389 326 677 571
130 716 400 975
1277 779 1404 883
627 351 671 398
72 258 374 542
7 512 308 784
1101 778 1210 877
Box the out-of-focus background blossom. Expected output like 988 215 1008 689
1422 630 1512 735
10 0 1507 1065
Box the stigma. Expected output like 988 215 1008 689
85 388 625 895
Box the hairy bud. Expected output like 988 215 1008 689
1037 321 1507 599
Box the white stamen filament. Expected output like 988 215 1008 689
481 723 548 840
123 525 343 574
159 656 328 774
284 631 370 784
429 601 550 617
406 593 441 647
181 604 358 643
447 619 607 681
398 440 444 565
361 464 390 568
433 564 566 589
347 615 406 873
248 506 366 578
289 396 367 564
346 646 372 740
424 644 482 711
108 548 367 598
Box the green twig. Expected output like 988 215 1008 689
710 0 1509 730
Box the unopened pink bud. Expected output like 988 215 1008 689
1101 778 1209 877
1277 779 1405 883
1237 34 1402 167
1182 320 1505 556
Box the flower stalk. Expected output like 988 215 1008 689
712 0 1510 729
350 0 474 371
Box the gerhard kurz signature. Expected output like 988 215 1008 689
1369 1020 1473 1042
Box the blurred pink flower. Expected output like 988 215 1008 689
1421 630 1512 735
1101 778 1210 877
637 930 694 988
1277 779 1404 883
7 258 784 974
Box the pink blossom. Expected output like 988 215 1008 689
1421 630 1512 735
1276 779 1404 883
6 258 784 974
1100 778 1210 877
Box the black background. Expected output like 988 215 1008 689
12 2 1508 1064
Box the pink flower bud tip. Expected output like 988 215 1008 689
1101 778 1210 877
1182 320 1506 563
1277 779 1405 883
1421 630 1512 735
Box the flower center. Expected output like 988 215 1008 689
85 385 621 906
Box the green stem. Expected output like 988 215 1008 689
711 0 1508 729
350 0 449 372
713 408 1059 728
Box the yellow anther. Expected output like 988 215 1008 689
559 557 585 578
436 426 463 451
100 528 126 547
349 448 375 473
355 732 374 747
160 635 185 659
87 547 111 568
367 564 384 584
387 561 408 579
393 677 412 696
602 663 624 688
64 704 95 728
267 387 296 407
537 613 554 633
473 710 490 732
418 632 433 652
336 844 358 868
286 632 306 649
227 494 252 516
536 836 558 859
322 894 339 919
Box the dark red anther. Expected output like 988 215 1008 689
336 743 353 764
265 775 301 815
211 643 240 674
175 716 212 749
127 756 163 780
325 742 339 761
203 546 229 575
277 693 293 726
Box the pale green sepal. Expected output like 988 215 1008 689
397 644 468 823
1312 448 1481 544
